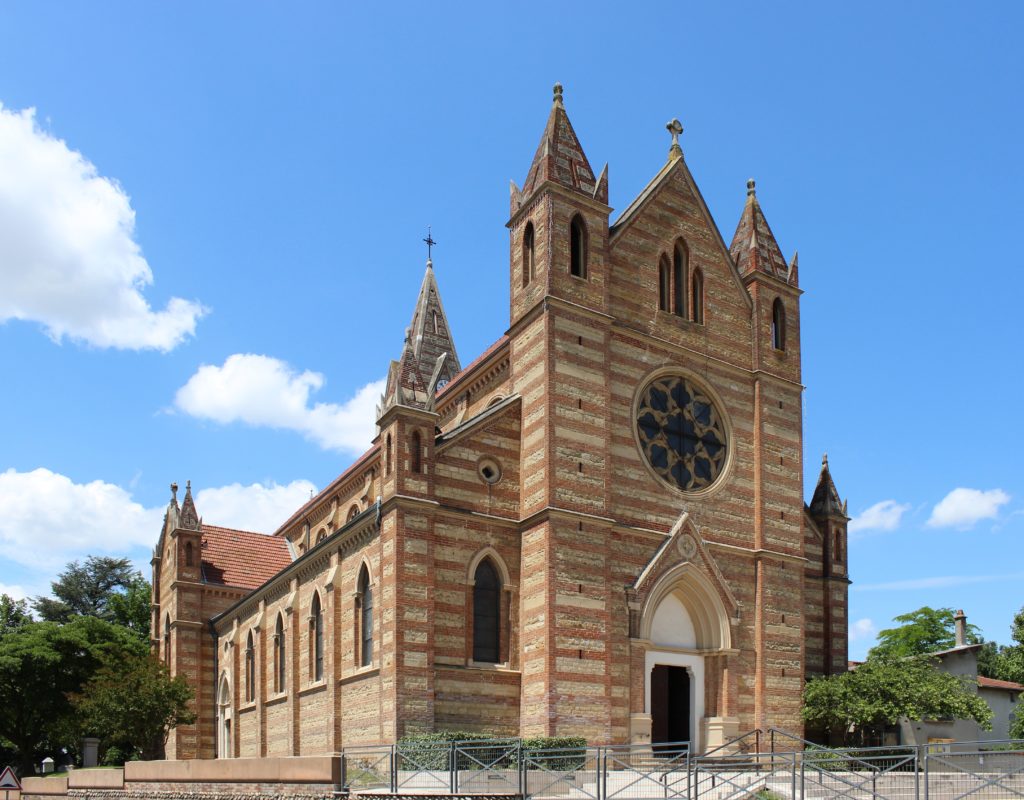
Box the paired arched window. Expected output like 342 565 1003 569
569 215 588 278
310 593 324 682
163 614 171 664
673 242 687 317
691 269 704 324
411 430 422 473
185 541 194 567
347 504 360 522
658 256 671 312
273 614 286 693
771 298 786 351
472 559 501 663
522 222 535 287
358 566 374 667
244 631 255 702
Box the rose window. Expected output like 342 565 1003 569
636 375 728 492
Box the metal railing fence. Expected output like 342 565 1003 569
337 733 1024 799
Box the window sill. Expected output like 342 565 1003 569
265 691 288 706
299 680 328 697
238 700 257 712
340 665 379 685
466 660 519 673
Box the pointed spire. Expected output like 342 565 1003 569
809 453 847 519
729 178 791 281
380 253 462 415
179 480 200 530
519 83 597 200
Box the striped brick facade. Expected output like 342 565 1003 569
152 86 849 759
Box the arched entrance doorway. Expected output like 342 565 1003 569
635 561 732 754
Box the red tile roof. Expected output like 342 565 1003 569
200 524 292 590
435 335 509 403
978 676 1024 692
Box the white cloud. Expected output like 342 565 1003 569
849 618 877 642
0 468 163 568
848 499 911 534
0 468 315 572
175 354 384 454
0 582 29 601
0 104 205 350
195 480 317 534
854 571 1024 592
926 487 1010 530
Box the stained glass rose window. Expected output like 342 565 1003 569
636 375 728 492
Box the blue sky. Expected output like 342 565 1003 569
0 2 1021 660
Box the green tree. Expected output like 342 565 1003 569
72 653 195 762
0 594 31 637
107 574 153 642
869 606 982 659
802 655 992 745
33 557 150 638
0 616 146 774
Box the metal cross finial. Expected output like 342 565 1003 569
423 227 437 263
666 118 684 160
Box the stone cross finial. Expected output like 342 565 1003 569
553 82 564 107
667 119 683 160
747 178 757 197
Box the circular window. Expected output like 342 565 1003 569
635 374 728 493
477 458 502 485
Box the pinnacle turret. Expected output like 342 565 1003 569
729 179 793 284
379 256 461 416
809 454 847 520
179 480 201 530
511 84 605 212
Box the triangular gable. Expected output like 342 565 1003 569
610 157 753 311
629 510 739 617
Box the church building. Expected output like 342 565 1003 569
150 85 850 760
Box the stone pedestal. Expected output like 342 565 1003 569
81 737 100 768
701 716 740 751
629 713 652 745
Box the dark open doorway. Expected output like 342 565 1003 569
650 664 691 750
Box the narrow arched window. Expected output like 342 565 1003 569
274 614 286 693
570 215 588 278
772 298 786 351
473 560 501 663
691 269 704 324
163 614 171 664
673 242 688 317
522 222 535 287
311 593 324 682
411 430 422 473
347 504 360 521
385 434 392 476
359 566 373 667
658 255 670 312
185 541 194 567
245 632 255 702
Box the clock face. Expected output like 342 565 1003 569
636 375 728 493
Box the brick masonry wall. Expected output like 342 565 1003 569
164 114 848 754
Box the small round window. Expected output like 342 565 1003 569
635 374 728 493
478 458 502 485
